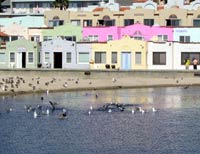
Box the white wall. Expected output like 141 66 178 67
147 42 173 70
173 42 200 70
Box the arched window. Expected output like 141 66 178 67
166 14 180 27
103 15 110 21
48 16 64 27
169 14 177 19
53 16 60 20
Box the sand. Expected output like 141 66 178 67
0 72 200 96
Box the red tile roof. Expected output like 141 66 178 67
0 32 9 37
120 7 130 11
93 7 104 12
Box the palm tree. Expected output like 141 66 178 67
53 0 69 10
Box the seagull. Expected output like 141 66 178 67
131 109 135 114
90 106 93 110
88 110 91 115
108 109 112 113
34 111 38 118
112 77 117 83
152 107 157 113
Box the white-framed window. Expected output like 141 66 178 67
45 52 50 63
179 36 190 43
88 35 98 42
43 36 53 41
95 52 106 63
158 35 168 41
0 53 6 63
66 52 72 63
10 52 15 62
107 35 113 41
78 52 89 63
135 52 142 64
71 20 81 26
28 52 34 63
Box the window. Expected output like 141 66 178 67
135 52 142 64
28 52 33 63
153 52 166 65
181 52 200 65
64 36 76 41
48 16 64 27
95 52 106 63
43 36 53 41
124 19 134 26
45 52 50 63
166 15 180 27
193 14 200 27
83 20 92 27
11 36 18 41
79 53 89 63
98 16 115 26
107 35 113 41
111 52 117 63
31 35 40 42
144 19 154 26
133 31 144 40
88 35 98 42
0 53 5 63
10 52 15 62
179 36 190 43
66 52 71 63
71 20 81 26
158 35 168 41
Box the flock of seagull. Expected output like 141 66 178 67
0 75 160 119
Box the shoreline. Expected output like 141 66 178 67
0 69 200 96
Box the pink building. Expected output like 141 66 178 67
82 26 121 42
83 24 173 42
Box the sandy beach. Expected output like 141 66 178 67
0 69 200 96
0 71 200 95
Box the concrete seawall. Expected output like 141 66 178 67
0 69 200 96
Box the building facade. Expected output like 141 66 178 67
91 36 147 70
41 38 91 69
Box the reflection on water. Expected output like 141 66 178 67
1 87 200 154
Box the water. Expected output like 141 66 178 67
1 87 200 154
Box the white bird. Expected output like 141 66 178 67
46 109 50 115
34 111 38 118
112 77 117 83
139 107 145 114
88 110 91 115
46 90 49 95
152 107 157 113
131 109 135 114
108 109 112 113
90 106 93 110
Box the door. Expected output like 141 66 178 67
54 52 62 68
16 52 22 68
121 52 131 70
22 52 26 68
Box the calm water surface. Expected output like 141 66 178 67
0 87 200 154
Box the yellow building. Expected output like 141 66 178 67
90 36 147 70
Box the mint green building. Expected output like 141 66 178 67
5 39 39 69
42 23 82 42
